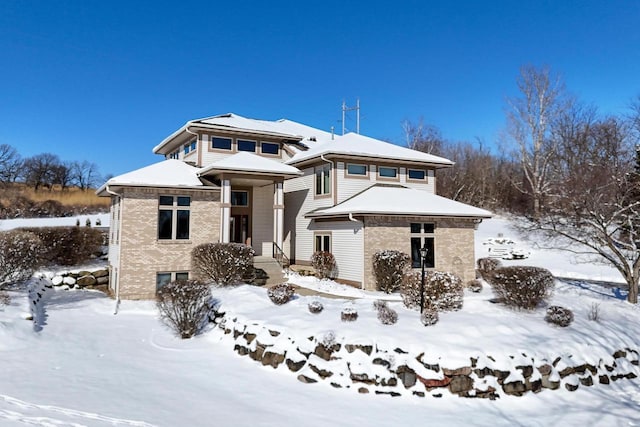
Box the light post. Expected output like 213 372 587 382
419 245 428 313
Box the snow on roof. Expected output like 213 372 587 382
96 159 207 194
306 186 492 218
198 152 302 177
287 132 454 166
153 113 333 153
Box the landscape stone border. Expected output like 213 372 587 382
215 314 640 399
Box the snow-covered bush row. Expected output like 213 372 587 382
485 266 554 310
0 229 44 288
402 270 464 312
156 279 213 339
372 250 410 294
310 251 336 279
215 309 640 399
19 226 104 266
191 243 255 286
545 306 574 327
268 283 295 305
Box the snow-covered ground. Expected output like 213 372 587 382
0 213 110 231
1 216 640 426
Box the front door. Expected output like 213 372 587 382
230 214 249 244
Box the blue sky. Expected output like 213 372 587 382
1 0 638 178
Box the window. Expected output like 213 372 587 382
212 137 232 150
378 166 398 178
261 142 279 155
315 164 331 196
314 233 331 252
410 223 435 268
231 191 249 206
408 169 426 180
183 139 197 155
237 139 256 152
156 272 189 291
158 195 191 240
346 163 367 176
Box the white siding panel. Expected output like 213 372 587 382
200 150 235 166
336 161 374 203
252 184 274 256
311 220 364 284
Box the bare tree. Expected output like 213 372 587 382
507 65 567 217
71 160 100 191
525 116 640 303
401 118 445 155
23 153 61 190
0 144 23 185
51 161 73 191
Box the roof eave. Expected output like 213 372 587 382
96 182 220 197
288 152 454 168
305 211 492 219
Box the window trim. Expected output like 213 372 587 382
407 168 428 182
210 135 233 152
410 222 435 269
156 271 190 291
260 141 280 157
237 139 257 153
314 232 332 253
314 163 332 198
231 190 249 207
378 166 399 181
158 195 191 241
345 163 369 179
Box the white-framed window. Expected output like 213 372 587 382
410 223 435 268
156 271 189 290
378 166 398 179
315 164 331 196
314 233 331 252
408 169 427 181
158 195 191 240
231 190 249 206
183 138 197 155
212 136 232 150
346 163 367 176
237 139 256 152
261 142 279 155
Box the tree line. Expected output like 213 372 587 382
0 145 103 191
404 65 640 302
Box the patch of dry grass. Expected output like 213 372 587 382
0 183 109 210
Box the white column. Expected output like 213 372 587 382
273 182 284 250
220 179 231 243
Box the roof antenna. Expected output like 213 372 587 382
330 126 335 140
341 99 361 135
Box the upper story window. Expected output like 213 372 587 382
346 163 367 176
378 166 398 179
261 142 279 155
231 191 249 206
183 139 197 155
212 137 232 150
237 139 256 152
408 169 427 181
410 223 435 268
315 163 331 196
158 195 191 240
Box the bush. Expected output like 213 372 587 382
341 307 358 322
477 257 502 279
311 251 336 279
268 283 295 305
545 305 574 327
377 305 398 325
192 243 255 286
0 230 45 288
485 266 554 310
19 226 103 266
0 291 10 305
372 299 387 311
372 250 410 293
467 279 483 293
308 300 324 314
156 279 213 339
421 308 439 326
401 270 464 312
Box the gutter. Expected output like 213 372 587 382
104 185 122 315
348 213 365 290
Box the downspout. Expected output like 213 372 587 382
105 185 122 314
320 154 334 205
348 213 366 290
184 125 200 166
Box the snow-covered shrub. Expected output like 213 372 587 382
320 330 337 348
308 300 324 314
401 270 464 312
191 243 255 286
477 257 502 279
372 299 387 311
19 226 103 266
0 230 45 288
0 291 10 305
377 305 398 325
467 279 483 293
156 279 213 339
341 307 358 322
268 283 295 305
545 305 574 327
372 250 410 293
485 266 554 310
95 218 102 226
421 308 439 326
310 251 336 279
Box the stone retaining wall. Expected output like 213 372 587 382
46 269 109 290
216 314 640 399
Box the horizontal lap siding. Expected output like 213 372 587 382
252 184 274 256
311 220 363 284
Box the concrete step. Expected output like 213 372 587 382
253 256 288 286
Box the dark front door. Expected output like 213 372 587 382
230 214 249 244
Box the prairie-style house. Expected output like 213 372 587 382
97 113 491 299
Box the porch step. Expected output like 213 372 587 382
253 256 288 287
